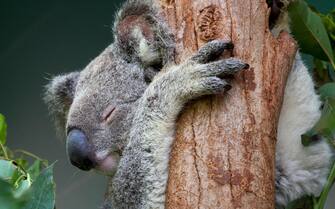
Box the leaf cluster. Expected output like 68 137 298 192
0 114 56 209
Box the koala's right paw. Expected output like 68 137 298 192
190 40 234 63
175 40 249 101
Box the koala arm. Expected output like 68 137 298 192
108 41 248 209
275 53 333 207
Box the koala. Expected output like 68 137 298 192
44 0 333 208
269 0 333 207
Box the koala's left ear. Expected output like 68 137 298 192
113 0 174 69
44 72 80 136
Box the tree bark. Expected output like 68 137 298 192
158 0 297 209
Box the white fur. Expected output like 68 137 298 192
132 27 161 66
275 54 333 206
145 122 176 208
139 83 183 209
139 5 334 208
270 1 333 205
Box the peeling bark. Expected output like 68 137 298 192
158 0 297 208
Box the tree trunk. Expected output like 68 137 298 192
158 0 297 209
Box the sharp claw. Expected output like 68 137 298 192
224 42 234 50
206 40 234 51
191 40 235 63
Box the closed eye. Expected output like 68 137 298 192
102 105 116 123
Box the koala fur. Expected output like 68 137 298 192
44 0 333 208
269 1 333 207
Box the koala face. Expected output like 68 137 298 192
45 47 147 175
45 1 174 175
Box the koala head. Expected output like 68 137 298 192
44 1 174 175
45 50 148 175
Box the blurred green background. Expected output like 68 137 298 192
0 1 123 208
0 0 334 209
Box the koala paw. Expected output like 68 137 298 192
174 40 249 101
191 40 234 63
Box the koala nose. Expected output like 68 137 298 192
66 129 96 171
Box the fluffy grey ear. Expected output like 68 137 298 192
44 72 80 136
113 0 174 70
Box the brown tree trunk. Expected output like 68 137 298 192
158 0 297 209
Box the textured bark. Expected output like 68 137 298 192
159 0 297 209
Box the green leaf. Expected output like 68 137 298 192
14 176 31 199
319 82 335 100
302 97 335 147
321 9 335 43
23 164 55 209
15 158 29 171
312 58 331 85
314 59 328 72
289 0 335 69
0 159 31 201
301 129 319 146
285 196 313 209
0 114 7 145
0 179 28 209
0 159 17 181
27 160 41 181
313 161 335 209
329 64 335 81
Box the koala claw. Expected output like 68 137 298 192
191 40 234 63
200 77 232 95
148 40 249 106
179 56 248 100
196 58 249 78
200 59 246 93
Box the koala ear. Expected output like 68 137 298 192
44 72 80 136
113 0 174 69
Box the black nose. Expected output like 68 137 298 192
66 129 96 171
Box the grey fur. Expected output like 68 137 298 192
44 0 333 209
113 0 174 72
44 72 80 136
46 41 245 209
44 1 246 208
105 40 247 209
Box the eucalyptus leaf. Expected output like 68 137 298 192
313 58 329 84
302 97 335 147
314 59 328 72
329 64 335 80
15 158 28 171
289 0 335 68
319 82 335 100
320 9 335 42
0 179 28 209
0 159 16 181
23 164 55 209
285 196 313 209
0 114 7 145
313 161 335 209
0 159 32 197
1 161 25 186
27 160 41 181
14 176 31 198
